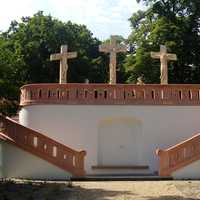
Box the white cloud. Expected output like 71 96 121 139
0 0 144 39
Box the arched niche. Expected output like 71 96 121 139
97 117 143 166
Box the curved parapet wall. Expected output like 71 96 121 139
20 84 200 106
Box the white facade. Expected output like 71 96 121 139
19 105 200 175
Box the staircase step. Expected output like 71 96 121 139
71 174 173 181
92 165 149 170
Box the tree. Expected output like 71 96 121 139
0 11 107 115
125 0 200 84
1 11 108 83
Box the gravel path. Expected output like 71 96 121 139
69 181 200 200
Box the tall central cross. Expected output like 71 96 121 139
151 45 177 84
99 35 127 84
50 45 77 84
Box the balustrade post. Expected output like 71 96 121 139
74 151 86 176
156 149 170 176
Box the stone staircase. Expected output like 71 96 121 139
0 115 86 177
90 165 153 176
71 173 172 181
156 133 200 177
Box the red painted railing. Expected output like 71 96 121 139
156 133 200 176
20 84 200 106
0 115 86 176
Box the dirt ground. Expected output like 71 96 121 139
1 180 200 200
70 181 200 200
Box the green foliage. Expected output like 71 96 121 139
0 11 108 115
126 0 200 83
1 11 106 84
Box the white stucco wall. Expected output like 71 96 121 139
19 105 200 175
2 142 71 180
172 160 200 179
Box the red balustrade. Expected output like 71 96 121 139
0 115 86 176
20 84 200 106
156 133 200 176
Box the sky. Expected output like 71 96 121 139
0 0 144 40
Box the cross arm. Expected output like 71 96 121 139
99 44 111 53
151 52 161 59
167 53 177 61
50 53 62 61
64 52 77 59
116 44 127 52
50 52 77 61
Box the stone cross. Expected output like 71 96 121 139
99 35 127 84
151 45 177 84
50 45 77 84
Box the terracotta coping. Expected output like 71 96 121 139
20 83 200 106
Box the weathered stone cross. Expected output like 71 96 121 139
99 35 127 84
151 45 177 84
50 45 77 84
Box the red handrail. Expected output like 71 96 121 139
156 133 200 176
0 115 86 176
